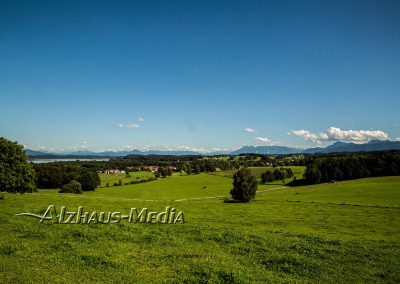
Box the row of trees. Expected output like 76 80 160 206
304 152 400 184
107 177 157 187
261 168 294 183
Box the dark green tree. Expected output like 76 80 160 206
159 167 168 177
0 137 36 193
193 164 200 174
230 168 258 203
186 164 192 175
167 167 173 176
284 168 294 179
273 168 284 181
261 170 274 183
78 170 101 191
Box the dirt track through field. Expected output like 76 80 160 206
35 186 288 202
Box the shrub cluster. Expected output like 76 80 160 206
59 180 82 194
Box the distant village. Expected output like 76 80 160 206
102 166 177 175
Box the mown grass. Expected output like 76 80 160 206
0 174 399 283
287 176 400 207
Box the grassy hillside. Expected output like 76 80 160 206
99 171 155 187
1 174 399 283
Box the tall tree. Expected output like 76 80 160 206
0 137 36 193
78 170 101 191
230 168 258 203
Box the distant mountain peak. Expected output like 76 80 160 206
325 141 349 149
367 139 387 144
25 139 400 158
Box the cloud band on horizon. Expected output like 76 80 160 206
118 123 140 129
288 127 389 144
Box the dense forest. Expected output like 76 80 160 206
33 163 100 190
304 151 400 184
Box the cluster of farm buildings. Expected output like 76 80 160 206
102 166 177 174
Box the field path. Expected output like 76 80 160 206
36 186 288 202
174 186 287 201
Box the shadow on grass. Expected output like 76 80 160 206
223 199 240 203
223 198 267 203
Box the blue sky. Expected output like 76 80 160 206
1 0 399 152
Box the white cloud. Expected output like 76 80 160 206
289 127 389 144
138 117 144 122
254 137 284 146
26 144 246 154
118 123 140 129
288 130 320 143
35 146 51 150
27 145 52 152
255 137 271 143
68 145 88 150
244 128 258 133
120 145 136 150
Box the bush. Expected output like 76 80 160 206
59 180 82 194
230 168 258 203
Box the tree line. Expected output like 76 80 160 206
304 152 400 184
261 168 294 183
63 153 305 174
33 163 100 191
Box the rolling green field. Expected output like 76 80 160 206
1 173 400 283
99 172 155 187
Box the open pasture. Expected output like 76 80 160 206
1 174 399 283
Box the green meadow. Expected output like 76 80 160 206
99 172 155 187
1 172 400 283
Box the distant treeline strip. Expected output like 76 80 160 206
303 152 400 184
